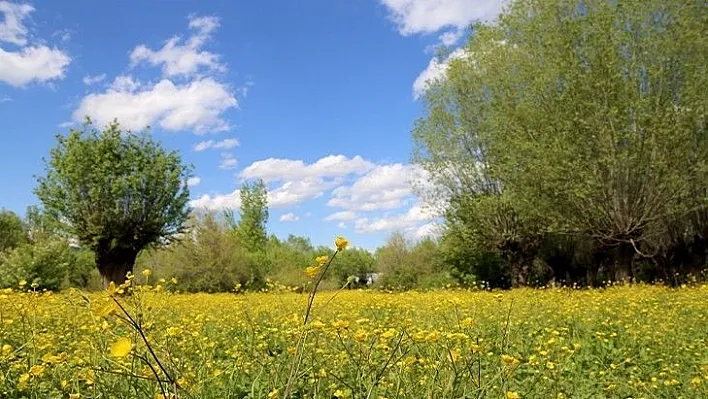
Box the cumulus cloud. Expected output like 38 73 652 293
190 155 433 224
190 190 240 210
327 163 426 211
74 15 237 133
324 211 357 222
83 73 106 86
353 203 437 234
0 46 71 87
73 76 237 133
0 2 71 87
379 0 503 36
0 1 32 45
194 138 239 151
240 155 374 183
279 212 299 222
187 176 201 187
129 15 224 78
267 177 342 207
412 48 467 99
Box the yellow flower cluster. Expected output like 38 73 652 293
0 281 706 397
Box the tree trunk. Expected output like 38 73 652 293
96 248 139 288
613 243 635 283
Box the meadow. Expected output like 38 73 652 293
1 282 707 399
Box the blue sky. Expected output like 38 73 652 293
0 0 502 250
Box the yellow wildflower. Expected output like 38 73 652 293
166 327 183 337
110 337 132 358
353 329 368 343
332 320 349 330
501 354 519 367
29 365 44 376
305 266 321 279
335 236 349 251
142 269 152 277
316 255 329 265
1 344 12 357
18 373 29 390
506 391 521 399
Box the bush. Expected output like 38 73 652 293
138 212 263 292
0 239 74 290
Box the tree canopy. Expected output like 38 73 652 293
414 0 707 286
35 120 192 286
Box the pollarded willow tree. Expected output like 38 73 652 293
35 120 192 287
414 0 707 284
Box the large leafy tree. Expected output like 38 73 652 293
35 120 192 287
414 0 706 284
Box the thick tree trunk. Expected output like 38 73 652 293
613 243 635 283
96 248 139 288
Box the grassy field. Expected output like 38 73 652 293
1 284 707 398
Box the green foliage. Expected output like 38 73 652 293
413 0 708 286
0 239 76 290
375 232 449 289
236 179 269 253
331 247 375 286
138 211 259 292
0 209 26 253
266 235 316 289
34 119 192 285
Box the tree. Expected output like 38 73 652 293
0 210 26 253
413 0 707 285
332 247 375 286
35 120 192 287
236 179 269 253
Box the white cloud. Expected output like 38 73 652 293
338 222 347 229
193 156 429 213
324 211 357 222
219 153 237 169
267 177 341 207
83 73 106 86
73 77 237 133
412 48 467 99
0 46 71 87
129 14 224 78
190 190 240 210
0 2 71 87
439 29 464 46
0 1 33 46
413 222 440 239
279 212 299 222
58 121 74 128
328 163 426 212
379 0 503 36
193 138 239 151
187 176 201 187
74 15 237 133
354 203 437 234
0 95 10 102
240 155 374 183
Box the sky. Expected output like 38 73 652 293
0 0 503 250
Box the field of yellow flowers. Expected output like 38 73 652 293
1 282 707 398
